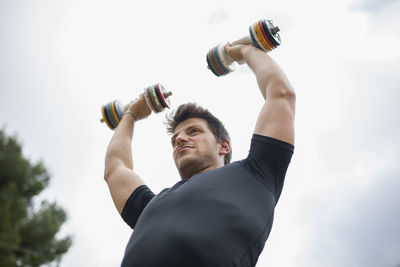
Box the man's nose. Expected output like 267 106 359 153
175 133 188 146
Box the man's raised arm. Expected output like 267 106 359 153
225 44 295 145
104 95 151 214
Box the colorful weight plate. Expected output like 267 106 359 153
154 84 167 109
207 53 220 76
151 86 163 112
254 21 273 51
251 23 268 52
262 19 281 47
208 48 224 76
210 48 225 75
110 101 120 124
108 102 119 129
211 47 227 75
214 45 232 74
145 87 159 112
211 47 226 75
257 20 275 50
208 51 223 76
154 85 164 108
160 85 171 108
105 103 117 129
101 105 114 130
106 102 118 129
148 86 162 112
252 22 268 51
114 100 123 121
249 25 263 51
207 48 221 76
143 88 155 112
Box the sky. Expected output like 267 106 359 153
1 0 399 266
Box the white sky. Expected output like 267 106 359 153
1 0 400 266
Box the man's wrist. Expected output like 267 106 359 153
123 111 138 122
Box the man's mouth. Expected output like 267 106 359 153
177 146 193 155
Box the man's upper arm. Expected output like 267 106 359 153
105 167 146 214
254 84 295 145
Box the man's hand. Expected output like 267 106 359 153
126 93 152 121
224 43 253 65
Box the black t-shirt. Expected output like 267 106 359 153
121 134 294 267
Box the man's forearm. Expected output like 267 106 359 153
104 115 136 179
243 47 294 100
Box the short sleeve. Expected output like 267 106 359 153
121 185 155 229
246 134 294 202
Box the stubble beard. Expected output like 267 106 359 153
176 152 216 179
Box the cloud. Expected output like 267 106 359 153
207 6 229 25
349 0 400 13
299 166 400 267
296 37 400 267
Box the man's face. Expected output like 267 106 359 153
171 118 228 179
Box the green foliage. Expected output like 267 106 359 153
0 129 72 267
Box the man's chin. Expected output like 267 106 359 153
176 155 193 169
177 157 201 178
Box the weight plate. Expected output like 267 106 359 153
208 48 225 76
212 47 228 75
262 19 281 47
148 86 162 112
249 25 263 51
257 20 275 50
214 45 231 75
144 87 157 112
106 102 118 129
110 101 120 124
210 48 225 76
104 103 116 129
252 22 269 52
160 85 171 108
114 100 123 120
207 51 221 76
101 105 114 130
103 104 113 128
206 52 220 76
154 84 166 109
155 84 168 108
149 86 163 112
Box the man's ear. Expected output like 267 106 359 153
218 139 231 156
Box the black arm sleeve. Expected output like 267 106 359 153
247 134 294 202
121 185 155 229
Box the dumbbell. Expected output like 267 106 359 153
100 83 172 130
206 19 281 76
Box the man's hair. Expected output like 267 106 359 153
165 103 232 165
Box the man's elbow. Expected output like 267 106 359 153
104 168 112 182
104 154 126 182
268 80 296 103
104 163 118 183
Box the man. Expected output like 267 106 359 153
104 43 295 266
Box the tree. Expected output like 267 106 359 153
0 129 72 267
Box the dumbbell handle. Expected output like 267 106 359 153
99 90 173 123
231 26 280 47
100 85 172 130
207 20 280 76
231 36 252 46
221 24 280 66
219 36 253 67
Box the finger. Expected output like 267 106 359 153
224 43 230 53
